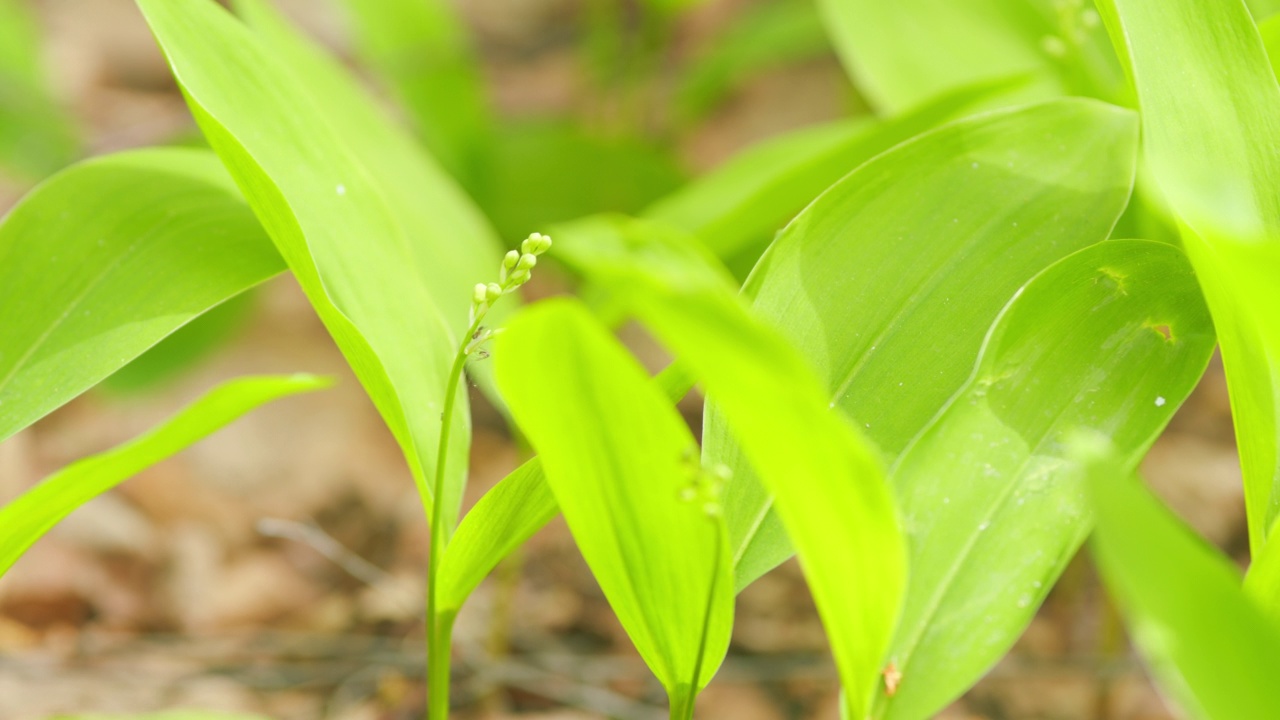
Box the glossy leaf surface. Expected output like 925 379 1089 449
138 0 503 529
1096 0 1280 558
1085 438 1280 720
645 79 1017 272
496 300 733 705
876 241 1214 718
559 234 904 719
706 99 1140 590
0 374 329 578
0 148 283 443
437 361 699 615
817 0 1123 114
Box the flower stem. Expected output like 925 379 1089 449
425 314 483 720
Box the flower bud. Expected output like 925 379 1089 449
521 232 552 256
486 282 504 302
516 253 538 271
503 250 520 270
472 283 488 305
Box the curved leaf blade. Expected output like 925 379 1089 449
0 147 283 443
495 300 734 702
707 98 1140 589
1096 0 1280 558
877 240 1215 718
644 78 1021 273
136 0 502 529
0 374 330 578
1083 438 1280 720
817 0 1123 113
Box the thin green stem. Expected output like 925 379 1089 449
428 611 458 720
671 520 724 720
426 314 483 720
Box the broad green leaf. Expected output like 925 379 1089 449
673 0 832 124
875 240 1215 719
138 0 503 530
817 0 1123 114
0 148 283 443
553 231 903 719
1251 0 1280 21
436 361 700 615
0 374 329 578
1096 0 1280 557
0 0 77 179
1083 437 1280 720
495 300 733 706
437 457 556 614
645 78 1019 273
706 98 1140 590
332 0 491 188
230 0 505 355
101 291 256 394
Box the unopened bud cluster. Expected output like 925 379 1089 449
467 233 552 357
681 456 731 520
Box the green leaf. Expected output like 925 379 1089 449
1082 436 1280 720
817 0 1123 114
705 98 1140 590
1250 0 1280 21
138 0 505 530
644 78 1020 273
0 374 329 578
551 227 903 719
101 291 257 394
0 147 283 443
1096 0 1280 557
436 360 699 616
436 457 556 614
495 299 733 706
0 0 77 179
332 0 492 187
876 240 1215 719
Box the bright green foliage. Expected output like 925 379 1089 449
1095 0 1280 558
706 99 1140 590
551 228 903 719
495 300 734 711
0 148 283 443
625 282 904 720
102 292 257 393
136 0 506 531
0 374 329 578
230 0 506 352
1083 437 1280 720
1250 0 1280 20
335 0 492 188
0 0 77 178
876 241 1215 719
645 79 1017 273
437 361 700 616
817 0 1123 113
436 458 556 614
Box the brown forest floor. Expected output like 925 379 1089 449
0 1 1249 718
